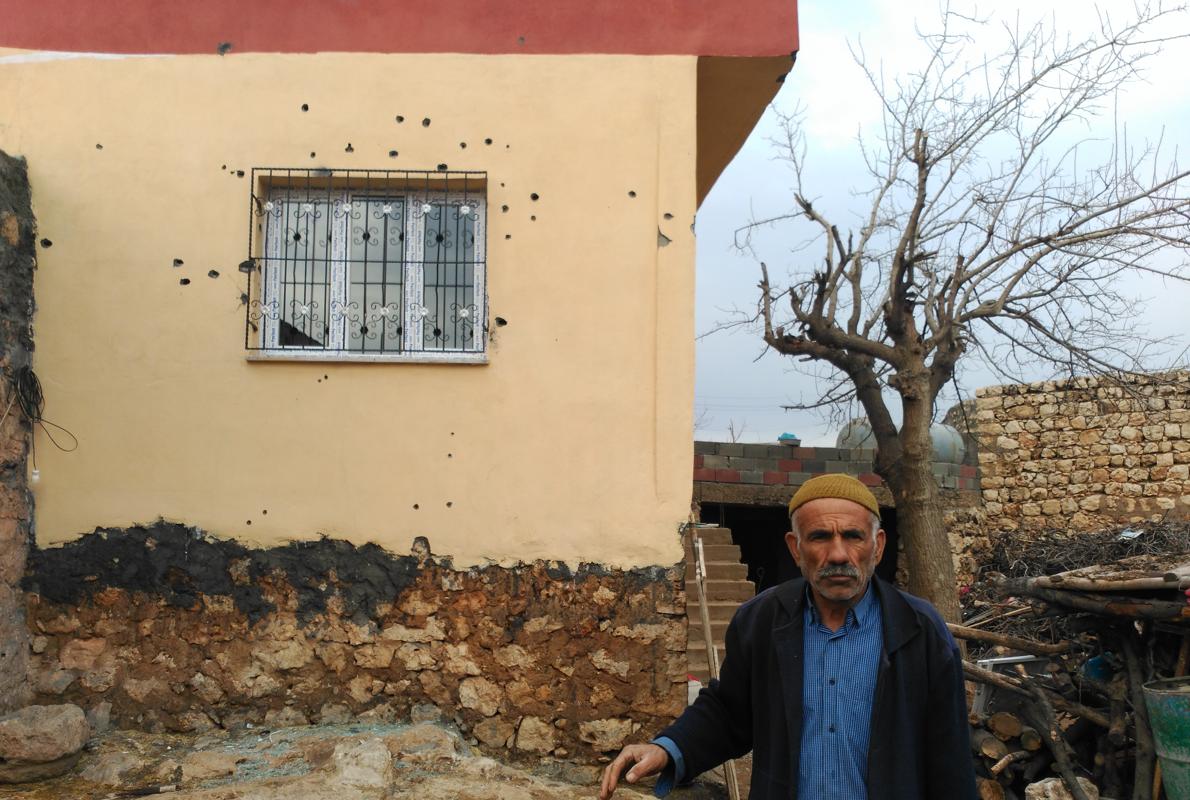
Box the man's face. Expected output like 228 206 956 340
786 498 885 607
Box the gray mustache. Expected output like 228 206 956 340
817 565 860 579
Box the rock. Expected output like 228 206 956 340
410 703 443 724
1025 777 1099 800
181 750 245 782
36 668 76 695
458 678 503 717
473 717 516 749
578 719 635 752
0 704 90 763
358 703 399 724
0 751 82 784
86 701 113 735
590 649 630 678
265 706 310 729
78 751 143 786
382 723 460 764
332 738 394 789
58 637 107 670
123 676 169 704
515 717 556 754
256 639 312 671
319 703 352 725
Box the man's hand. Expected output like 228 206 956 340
598 743 669 799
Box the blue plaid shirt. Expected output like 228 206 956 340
799 583 882 800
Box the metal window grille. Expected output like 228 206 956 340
245 168 487 359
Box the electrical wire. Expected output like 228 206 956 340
5 365 78 470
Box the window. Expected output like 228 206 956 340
245 168 487 362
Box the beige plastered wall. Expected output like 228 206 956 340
0 51 697 569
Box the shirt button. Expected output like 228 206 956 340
829 678 836 685
829 725 836 733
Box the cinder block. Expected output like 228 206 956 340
740 470 764 484
726 457 760 471
742 444 771 459
694 441 718 456
719 443 745 457
703 455 729 470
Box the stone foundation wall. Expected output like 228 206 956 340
975 372 1190 531
0 151 35 713
22 523 687 761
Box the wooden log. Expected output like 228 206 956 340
990 750 1031 776
1120 628 1156 800
1026 686 1094 800
988 711 1024 741
962 661 1111 729
948 623 1072 656
992 579 1190 620
1019 725 1043 752
972 728 1010 761
977 776 1006 800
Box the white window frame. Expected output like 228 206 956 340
251 189 487 364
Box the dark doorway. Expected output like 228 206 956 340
698 502 900 595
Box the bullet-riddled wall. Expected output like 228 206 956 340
3 51 699 568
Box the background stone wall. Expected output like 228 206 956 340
975 372 1190 531
0 151 35 713
21 523 687 761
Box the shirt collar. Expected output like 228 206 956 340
804 580 878 631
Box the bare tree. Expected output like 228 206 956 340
737 2 1190 620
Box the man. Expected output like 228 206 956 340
599 474 976 800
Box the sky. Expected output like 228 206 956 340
693 0 1190 445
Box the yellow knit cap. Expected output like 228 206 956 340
787 473 880 518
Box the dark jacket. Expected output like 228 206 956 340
658 576 977 800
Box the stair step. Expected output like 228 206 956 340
687 619 730 640
682 543 743 562
686 528 734 546
685 600 742 623
684 561 748 580
686 579 755 602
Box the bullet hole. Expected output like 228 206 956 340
239 293 248 305
413 503 420 510
517 36 525 46
388 150 399 158
499 182 505 188
95 143 103 150
505 144 510 149
437 163 448 171
451 432 455 436
484 138 493 145
504 234 511 240
447 453 453 458
530 215 536 221
628 190 636 198
238 259 254 273
396 115 405 123
245 519 252 525
530 193 539 202
310 152 316 159
501 205 509 213
445 501 453 508
344 143 354 153
221 164 227 170
179 278 191 286
459 142 467 149
217 42 233 55
208 269 220 278
435 233 444 243
495 317 508 327
293 232 302 242
664 212 674 220
422 118 431 127
323 374 328 380
39 238 53 248
301 103 309 112
262 509 267 515
236 170 245 178
657 229 672 247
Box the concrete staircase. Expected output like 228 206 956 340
684 527 755 684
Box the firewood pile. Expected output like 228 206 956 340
958 522 1190 800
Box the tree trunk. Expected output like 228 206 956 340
886 408 962 622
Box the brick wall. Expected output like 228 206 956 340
975 372 1190 531
693 441 979 495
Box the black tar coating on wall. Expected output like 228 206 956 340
23 521 674 626
0 151 36 368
